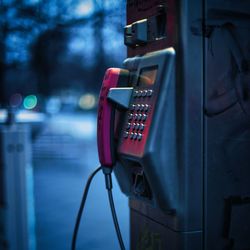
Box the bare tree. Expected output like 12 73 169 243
0 0 125 107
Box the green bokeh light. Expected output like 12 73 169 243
23 95 37 110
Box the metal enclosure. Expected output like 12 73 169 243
113 0 250 249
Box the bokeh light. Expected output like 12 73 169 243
75 1 94 17
23 95 38 110
10 93 23 107
78 93 96 110
46 97 61 114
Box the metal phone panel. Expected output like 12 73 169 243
118 48 175 158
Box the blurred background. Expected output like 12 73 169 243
0 0 129 250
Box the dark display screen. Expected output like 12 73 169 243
138 66 158 87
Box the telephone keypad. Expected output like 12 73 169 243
123 88 153 142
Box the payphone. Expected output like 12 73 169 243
96 46 203 249
98 48 176 212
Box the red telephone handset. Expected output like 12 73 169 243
97 68 122 167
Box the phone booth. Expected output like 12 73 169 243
118 0 204 249
97 0 250 249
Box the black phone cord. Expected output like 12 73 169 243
71 166 125 250
103 167 125 250
71 166 102 250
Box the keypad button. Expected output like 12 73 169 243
130 132 134 139
134 90 139 97
139 124 145 131
130 104 136 111
137 133 142 140
142 90 147 97
137 114 142 121
128 113 133 120
132 123 136 130
134 114 138 121
144 104 149 112
142 114 147 121
133 133 138 140
126 123 131 130
135 104 141 111
140 104 145 111
147 90 153 96
137 91 142 97
124 132 129 138
135 123 140 130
